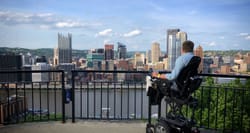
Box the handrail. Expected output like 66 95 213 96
0 70 64 73
71 70 250 79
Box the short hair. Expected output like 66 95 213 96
182 40 194 52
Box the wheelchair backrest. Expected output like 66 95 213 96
175 56 202 98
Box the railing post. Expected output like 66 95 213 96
71 71 75 123
61 71 66 123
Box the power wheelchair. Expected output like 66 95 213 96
146 56 202 133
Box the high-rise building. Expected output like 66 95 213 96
194 45 204 73
0 54 22 82
223 56 234 66
221 65 231 74
90 48 104 54
151 42 161 64
21 52 34 66
53 47 59 65
54 33 72 65
212 56 223 68
102 60 114 70
86 48 104 70
104 44 114 60
32 63 51 82
134 53 145 68
146 50 152 64
176 32 187 57
117 42 127 59
203 57 213 73
167 29 188 70
86 53 104 70
35 56 47 64
167 29 180 54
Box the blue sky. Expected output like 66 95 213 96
0 0 249 51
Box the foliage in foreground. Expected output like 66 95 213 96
187 77 250 132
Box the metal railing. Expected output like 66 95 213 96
194 74 250 133
0 70 249 132
71 70 149 122
0 70 66 124
70 70 250 133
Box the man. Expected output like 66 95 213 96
152 40 194 80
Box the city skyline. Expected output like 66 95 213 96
0 0 249 51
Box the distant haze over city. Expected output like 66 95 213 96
0 0 249 51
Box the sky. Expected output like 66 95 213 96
0 0 249 51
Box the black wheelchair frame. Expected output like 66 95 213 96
146 56 202 133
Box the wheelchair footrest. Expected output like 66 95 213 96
159 116 195 128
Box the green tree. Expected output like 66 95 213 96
185 77 250 132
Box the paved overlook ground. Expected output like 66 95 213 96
0 121 218 133
0 121 145 133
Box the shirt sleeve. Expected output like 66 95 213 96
165 57 185 80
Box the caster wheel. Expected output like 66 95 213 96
154 122 171 133
146 127 154 133
192 128 200 133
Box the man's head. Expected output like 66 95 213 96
182 40 194 53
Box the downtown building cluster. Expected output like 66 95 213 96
1 30 250 83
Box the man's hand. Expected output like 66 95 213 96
151 72 166 79
152 72 158 78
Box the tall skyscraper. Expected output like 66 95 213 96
151 42 161 64
134 53 145 68
176 31 187 57
117 42 127 59
54 33 72 65
0 54 22 82
104 44 114 60
146 50 152 64
87 48 104 69
167 29 188 70
194 45 204 73
167 29 180 54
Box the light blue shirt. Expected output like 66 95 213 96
166 52 194 80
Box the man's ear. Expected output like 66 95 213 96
181 48 184 54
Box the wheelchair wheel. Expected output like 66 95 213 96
146 127 154 133
154 122 171 133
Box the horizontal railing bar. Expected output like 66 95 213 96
1 70 249 79
72 70 250 79
0 70 64 73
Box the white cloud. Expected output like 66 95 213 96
239 33 248 36
238 33 250 40
36 13 53 17
0 11 55 25
123 29 142 37
245 36 250 40
208 41 216 46
0 10 101 29
96 29 113 37
55 21 83 28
